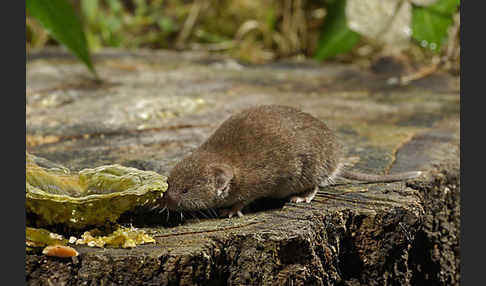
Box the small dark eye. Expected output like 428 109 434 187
182 188 189 194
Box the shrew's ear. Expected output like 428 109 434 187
209 163 233 196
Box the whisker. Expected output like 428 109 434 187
203 209 211 218
187 211 197 220
209 208 218 218
198 210 209 219
158 206 167 214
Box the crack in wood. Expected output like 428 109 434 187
313 193 405 210
27 124 212 148
385 130 420 174
152 221 262 238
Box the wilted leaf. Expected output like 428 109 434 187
314 0 360 61
410 0 439 6
346 0 412 48
26 0 97 77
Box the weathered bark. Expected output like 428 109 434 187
26 48 460 285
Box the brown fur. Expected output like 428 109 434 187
161 105 421 216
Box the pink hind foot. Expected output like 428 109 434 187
290 186 318 203
220 202 245 218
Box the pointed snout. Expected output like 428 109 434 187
164 190 180 210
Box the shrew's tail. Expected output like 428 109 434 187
340 170 422 183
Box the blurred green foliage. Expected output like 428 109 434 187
412 0 460 52
80 0 179 49
26 0 97 76
26 0 460 68
315 0 460 61
314 0 360 61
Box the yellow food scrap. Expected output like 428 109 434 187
74 226 155 249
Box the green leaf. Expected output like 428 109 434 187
314 0 361 61
26 0 98 77
426 0 460 15
412 0 458 53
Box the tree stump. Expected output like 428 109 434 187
26 48 460 285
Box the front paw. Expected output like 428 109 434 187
219 206 244 218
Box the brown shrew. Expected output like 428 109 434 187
156 105 421 218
